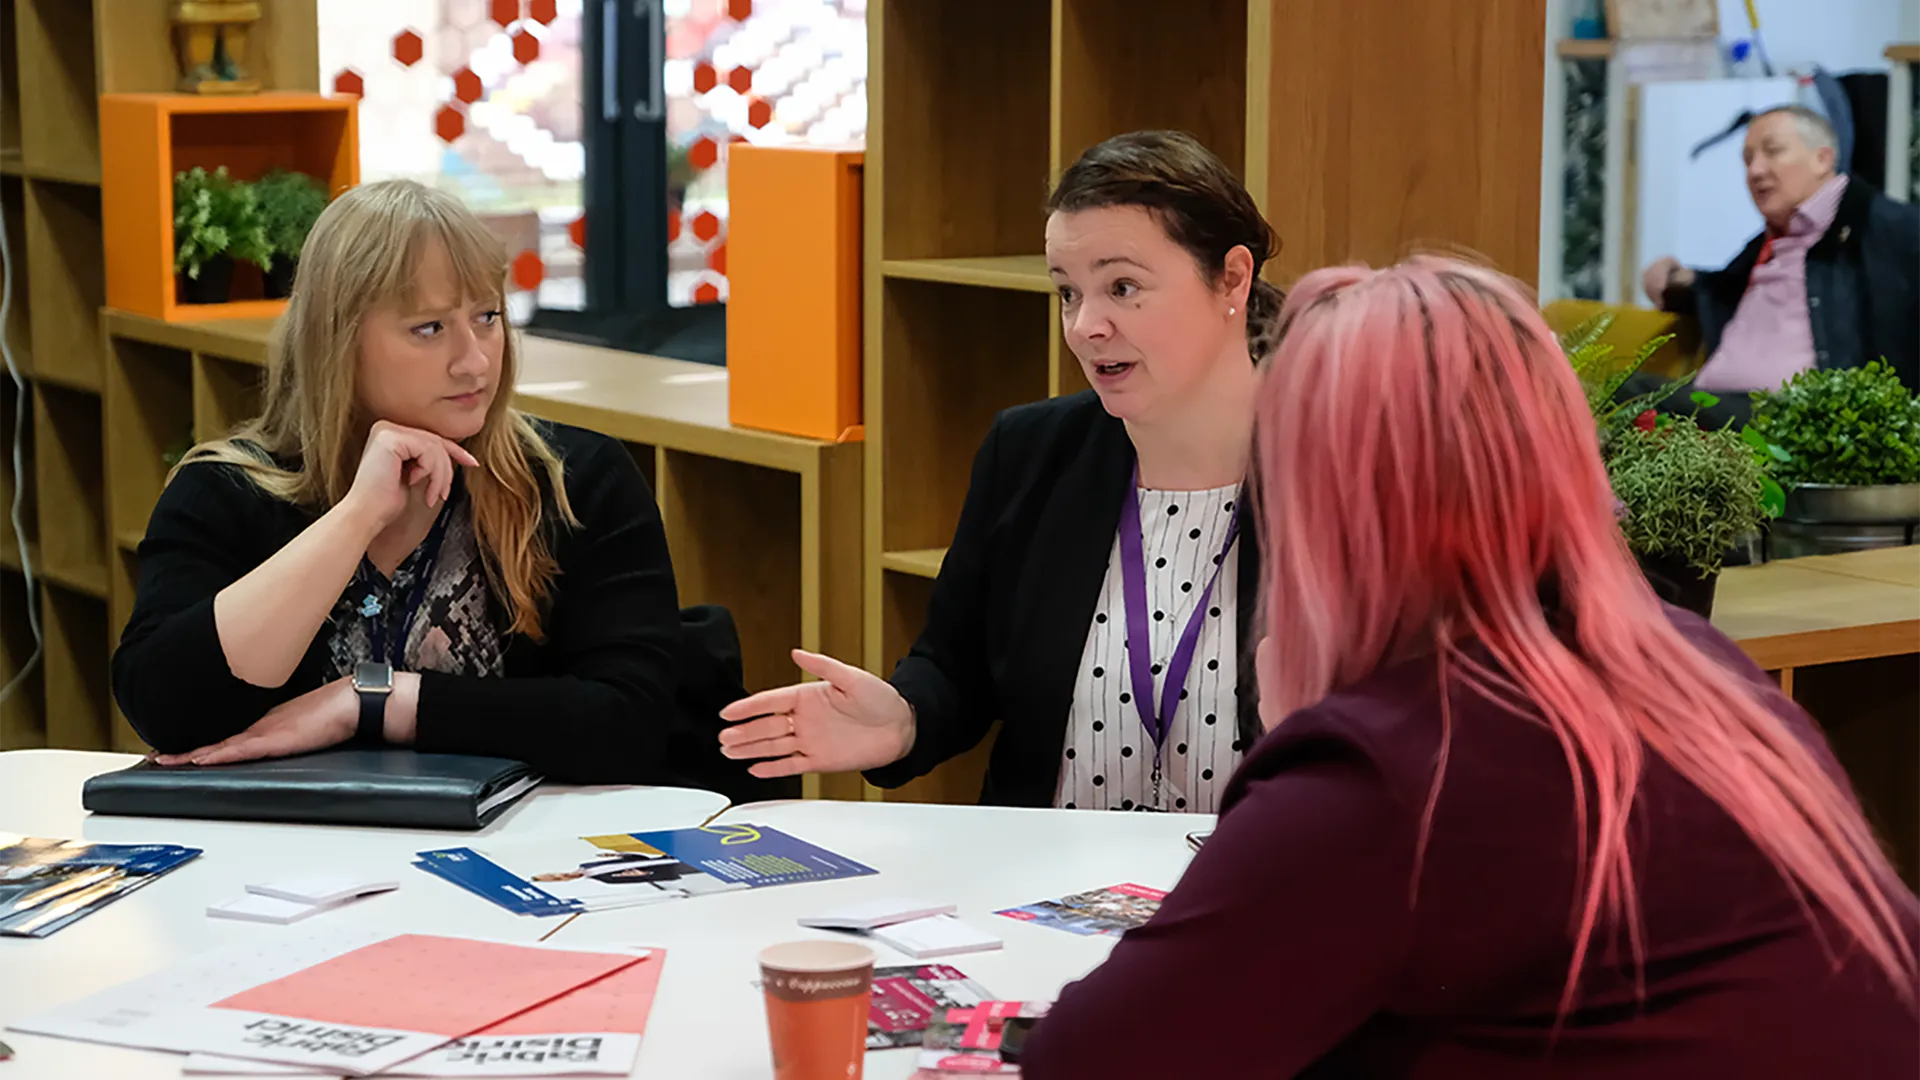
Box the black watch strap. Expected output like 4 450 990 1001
356 690 386 744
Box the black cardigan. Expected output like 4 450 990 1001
111 421 684 785
866 392 1261 807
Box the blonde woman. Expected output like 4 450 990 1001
112 180 683 783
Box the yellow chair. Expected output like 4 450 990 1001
1541 299 1705 380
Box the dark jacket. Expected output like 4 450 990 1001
1022 608 1920 1078
865 392 1261 807
113 421 697 786
1664 177 1920 390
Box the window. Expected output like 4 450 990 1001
319 0 865 362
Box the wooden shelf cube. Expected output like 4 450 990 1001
23 178 104 390
32 381 106 598
42 581 109 750
16 0 98 182
0 0 20 158
0 369 32 574
105 338 192 546
1 174 29 376
101 92 358 322
191 351 264 443
0 566 44 749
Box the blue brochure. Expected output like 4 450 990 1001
0 835 202 937
416 823 876 916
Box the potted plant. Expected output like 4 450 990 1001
253 169 329 299
1748 361 1920 556
173 167 271 305
1561 313 1778 615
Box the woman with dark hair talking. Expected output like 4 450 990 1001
719 131 1279 811
1018 256 1919 1076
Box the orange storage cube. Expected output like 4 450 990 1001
726 144 863 442
101 92 358 322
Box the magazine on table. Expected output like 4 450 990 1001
0 834 201 938
868 964 995 1049
417 823 876 916
994 883 1167 938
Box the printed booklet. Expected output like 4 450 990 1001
0 834 201 938
994 883 1166 938
868 965 994 1050
417 823 876 916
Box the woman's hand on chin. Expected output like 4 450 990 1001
150 678 359 767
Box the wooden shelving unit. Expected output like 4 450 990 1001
862 0 1546 802
0 0 317 753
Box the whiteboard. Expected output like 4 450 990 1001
1633 77 1801 286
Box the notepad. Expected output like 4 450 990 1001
247 873 398 907
798 897 957 932
869 914 1003 960
207 893 348 925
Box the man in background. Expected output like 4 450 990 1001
1641 105 1918 410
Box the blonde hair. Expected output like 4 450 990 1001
176 179 577 640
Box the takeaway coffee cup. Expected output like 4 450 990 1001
759 939 876 1080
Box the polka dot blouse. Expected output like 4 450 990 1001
1054 483 1243 813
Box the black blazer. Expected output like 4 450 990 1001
865 392 1262 807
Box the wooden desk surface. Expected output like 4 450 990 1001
1715 548 1920 670
102 310 839 474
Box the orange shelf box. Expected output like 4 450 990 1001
101 92 359 323
726 144 863 442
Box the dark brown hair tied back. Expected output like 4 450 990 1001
1048 130 1284 360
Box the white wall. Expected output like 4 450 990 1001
1714 0 1911 73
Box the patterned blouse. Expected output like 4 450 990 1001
327 490 506 678
1053 483 1244 813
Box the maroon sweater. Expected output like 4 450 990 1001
1021 611 1919 1078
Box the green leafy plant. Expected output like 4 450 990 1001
1747 361 1920 487
253 169 328 262
1558 313 1780 573
173 166 272 278
1607 413 1770 575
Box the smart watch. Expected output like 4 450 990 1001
352 661 394 744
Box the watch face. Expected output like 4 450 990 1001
354 662 394 693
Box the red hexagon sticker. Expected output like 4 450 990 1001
568 215 586 250
727 0 752 19
667 209 682 242
529 0 558 24
512 250 544 292
435 104 466 143
687 137 718 171
692 281 721 305
747 98 773 129
332 69 364 97
512 29 540 64
453 68 483 105
393 30 424 67
727 67 753 94
690 211 721 244
706 244 727 275
692 62 717 94
490 0 520 27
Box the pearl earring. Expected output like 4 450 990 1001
1228 307 1237 316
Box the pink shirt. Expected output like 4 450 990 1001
1692 174 1848 393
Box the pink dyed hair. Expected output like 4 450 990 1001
1255 255 1915 1015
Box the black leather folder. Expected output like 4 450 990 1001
81 749 541 831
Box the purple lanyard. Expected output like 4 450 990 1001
1117 466 1241 755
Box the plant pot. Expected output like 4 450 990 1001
1781 483 1920 525
1635 551 1719 619
179 255 234 305
262 258 298 300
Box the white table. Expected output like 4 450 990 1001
0 751 1211 1079
0 750 728 1079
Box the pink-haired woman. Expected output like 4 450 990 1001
1020 256 1918 1077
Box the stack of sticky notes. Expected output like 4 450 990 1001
800 897 1003 960
206 873 398 925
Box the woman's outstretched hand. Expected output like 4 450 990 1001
718 649 915 778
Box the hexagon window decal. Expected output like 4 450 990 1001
490 0 520 28
453 68 483 105
435 104 466 142
690 211 721 244
332 69 364 97
392 29 424 67
512 29 540 64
